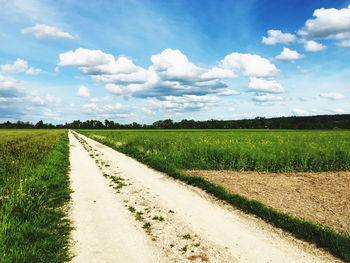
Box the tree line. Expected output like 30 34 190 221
1 114 350 130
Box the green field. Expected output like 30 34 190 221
78 129 350 172
0 130 71 263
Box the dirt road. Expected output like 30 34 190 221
68 131 340 263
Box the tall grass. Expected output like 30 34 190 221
0 130 71 263
79 129 350 172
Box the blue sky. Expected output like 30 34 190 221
0 0 349 124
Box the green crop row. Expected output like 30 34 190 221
78 129 350 172
78 129 350 262
0 130 71 263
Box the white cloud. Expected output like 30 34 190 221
82 102 134 118
228 107 235 111
337 40 350 47
319 92 346 100
0 58 28 74
60 48 242 99
298 5 350 40
0 74 23 92
21 24 75 39
31 96 45 105
216 88 240 96
333 108 346 113
221 52 278 77
292 108 308 115
59 48 113 67
201 67 237 79
77 85 90 97
26 67 43 75
31 94 62 105
275 47 305 61
296 65 310 73
253 94 283 102
90 96 112 103
145 95 220 113
54 66 59 73
303 40 327 52
248 77 284 93
262 29 297 45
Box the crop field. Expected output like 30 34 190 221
79 129 350 172
0 130 71 263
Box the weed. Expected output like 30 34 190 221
182 234 192 240
128 206 136 213
135 212 144 221
181 245 188 252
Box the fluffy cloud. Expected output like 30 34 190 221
247 77 284 93
337 40 350 47
59 48 113 67
31 94 62 105
292 108 308 115
21 24 75 39
262 30 297 45
275 47 305 61
82 102 135 118
0 74 23 98
253 94 283 102
59 48 241 100
77 85 90 97
216 88 240 96
221 52 278 77
0 58 28 74
145 95 220 113
319 92 346 100
298 5 350 40
26 67 43 75
303 40 327 52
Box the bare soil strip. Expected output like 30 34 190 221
69 131 341 263
184 170 350 235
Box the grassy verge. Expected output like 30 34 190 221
0 132 71 263
82 134 350 262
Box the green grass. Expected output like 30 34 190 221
78 129 350 172
78 129 350 262
0 130 71 263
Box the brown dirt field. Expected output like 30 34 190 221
184 170 350 235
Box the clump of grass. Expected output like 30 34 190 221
135 212 144 221
142 222 151 234
152 216 165 221
128 206 136 213
168 210 175 213
110 176 127 190
194 243 200 247
181 245 188 252
182 234 191 240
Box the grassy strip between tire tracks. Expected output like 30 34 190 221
0 132 71 263
87 136 350 262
